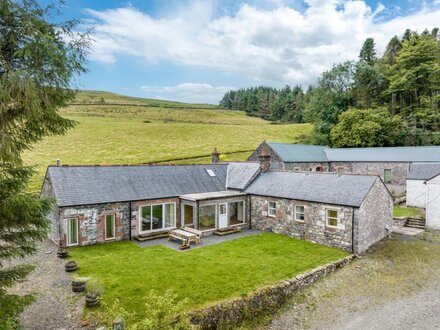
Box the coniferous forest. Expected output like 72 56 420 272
219 28 440 147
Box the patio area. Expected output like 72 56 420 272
133 228 260 251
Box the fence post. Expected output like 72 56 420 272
113 316 125 330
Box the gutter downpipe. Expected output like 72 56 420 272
128 201 132 241
351 207 355 254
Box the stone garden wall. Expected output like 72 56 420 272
189 254 356 329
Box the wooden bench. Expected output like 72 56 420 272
168 234 187 245
183 227 202 244
134 230 169 242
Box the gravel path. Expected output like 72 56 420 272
264 232 440 330
7 240 85 330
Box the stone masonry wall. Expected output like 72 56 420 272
40 175 60 244
247 141 285 170
250 195 354 252
329 162 410 186
284 162 329 172
61 202 130 246
189 254 355 329
354 178 393 254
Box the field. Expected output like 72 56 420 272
23 91 312 191
69 233 348 325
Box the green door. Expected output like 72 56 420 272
384 169 392 183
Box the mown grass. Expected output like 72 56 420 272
68 233 348 325
24 105 311 191
393 205 424 218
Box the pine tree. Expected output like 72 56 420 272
0 0 89 325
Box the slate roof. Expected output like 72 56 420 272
226 162 260 190
266 142 440 163
407 163 440 180
245 171 378 207
47 164 228 207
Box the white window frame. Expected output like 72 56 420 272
268 201 277 218
139 202 176 234
105 213 116 240
66 218 79 247
326 208 339 228
294 205 305 222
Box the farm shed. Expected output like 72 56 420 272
406 163 440 208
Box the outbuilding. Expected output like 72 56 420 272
406 163 440 208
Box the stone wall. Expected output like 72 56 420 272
247 141 285 170
329 162 410 186
250 195 354 252
354 178 393 254
284 162 329 172
41 175 60 244
189 254 355 329
60 202 130 246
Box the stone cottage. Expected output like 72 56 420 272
248 141 440 188
41 155 393 254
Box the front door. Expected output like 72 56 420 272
218 203 228 228
66 218 79 246
183 204 194 227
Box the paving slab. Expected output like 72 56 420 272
392 226 424 236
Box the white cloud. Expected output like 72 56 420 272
140 83 235 104
86 0 440 86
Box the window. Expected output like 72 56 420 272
66 218 78 246
384 169 392 183
105 214 115 240
206 169 216 177
268 201 277 217
199 204 216 230
326 209 338 228
140 203 175 233
295 205 305 222
229 201 245 225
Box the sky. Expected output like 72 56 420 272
39 0 440 104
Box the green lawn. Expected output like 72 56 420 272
23 106 311 191
393 205 425 218
69 233 348 324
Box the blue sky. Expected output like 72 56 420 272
40 0 440 104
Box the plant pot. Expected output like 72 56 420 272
57 248 69 258
72 280 86 292
65 260 78 272
85 294 100 307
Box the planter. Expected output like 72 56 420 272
72 279 87 292
85 293 100 307
57 248 69 258
65 260 78 272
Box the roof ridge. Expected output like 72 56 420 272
266 170 377 178
47 163 228 168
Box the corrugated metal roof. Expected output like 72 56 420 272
245 172 377 207
267 142 328 162
226 162 260 190
266 142 440 163
326 146 440 162
407 163 440 180
48 164 228 207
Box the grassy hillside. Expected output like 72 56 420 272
73 90 217 109
24 91 312 192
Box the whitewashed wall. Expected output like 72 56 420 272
426 175 440 230
406 180 427 208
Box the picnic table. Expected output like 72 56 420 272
168 229 199 245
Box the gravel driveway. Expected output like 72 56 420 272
263 231 440 330
7 240 84 330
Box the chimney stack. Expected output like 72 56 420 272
56 159 61 166
211 147 220 164
259 148 271 172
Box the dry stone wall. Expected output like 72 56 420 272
189 255 355 329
